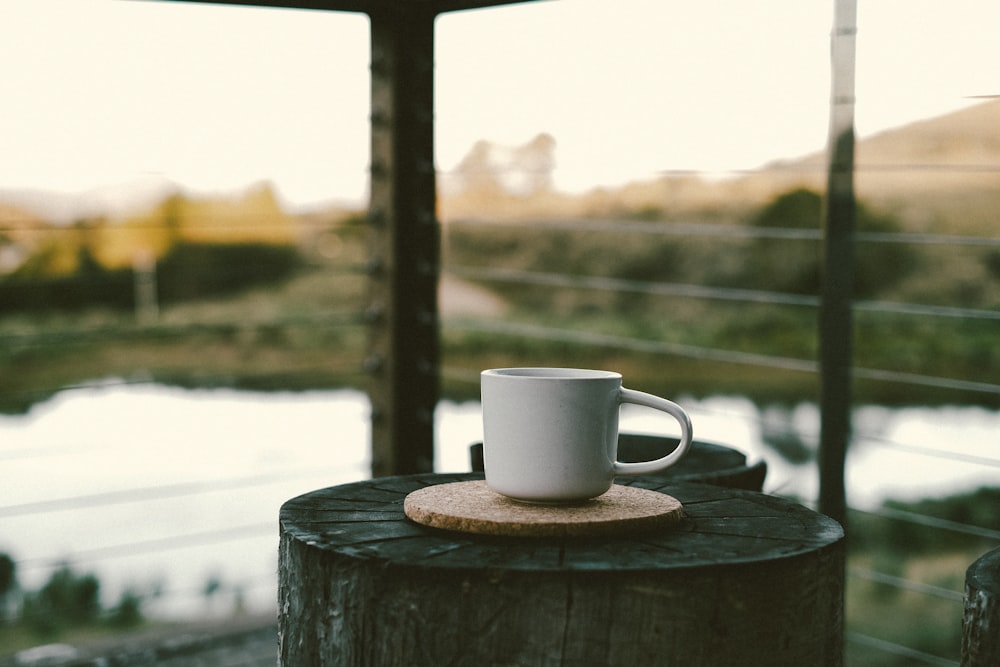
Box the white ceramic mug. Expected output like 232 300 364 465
481 368 693 503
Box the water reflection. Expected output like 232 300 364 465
0 383 997 619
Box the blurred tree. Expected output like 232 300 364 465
157 242 302 302
21 564 101 636
0 553 14 595
109 588 144 628
742 187 915 298
0 553 16 623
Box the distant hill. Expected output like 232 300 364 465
440 99 1000 235
742 98 1000 234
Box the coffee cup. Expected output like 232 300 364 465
481 367 693 503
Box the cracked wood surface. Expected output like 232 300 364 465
964 546 1000 666
279 473 845 666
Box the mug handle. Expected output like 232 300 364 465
612 387 693 476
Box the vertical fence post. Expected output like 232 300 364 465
818 0 857 526
133 248 159 324
365 8 439 477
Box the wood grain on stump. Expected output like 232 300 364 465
278 473 845 666
964 546 1000 666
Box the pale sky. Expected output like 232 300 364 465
1 0 998 210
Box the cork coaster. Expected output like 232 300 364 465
404 480 684 538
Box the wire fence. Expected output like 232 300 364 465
438 213 999 665
2 203 1000 664
5 161 1000 667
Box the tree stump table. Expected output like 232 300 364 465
278 473 844 666
964 546 1000 666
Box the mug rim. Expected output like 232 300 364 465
482 367 621 380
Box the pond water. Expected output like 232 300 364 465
1 383 997 619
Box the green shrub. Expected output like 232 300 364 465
739 187 916 298
108 589 145 628
21 565 101 636
157 242 302 302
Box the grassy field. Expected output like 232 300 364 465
4 262 993 414
0 265 369 413
3 180 998 414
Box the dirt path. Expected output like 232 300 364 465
439 274 507 318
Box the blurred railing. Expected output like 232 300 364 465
3 203 1000 664
435 214 1000 666
0 217 372 634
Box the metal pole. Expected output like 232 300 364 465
365 9 440 477
818 0 857 526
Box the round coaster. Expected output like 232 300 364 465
404 480 684 538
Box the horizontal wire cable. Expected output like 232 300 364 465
445 265 1000 320
0 261 366 281
0 311 367 347
856 433 1000 468
8 211 998 246
0 363 368 415
848 566 964 602
4 215 995 252
15 522 277 572
856 162 1000 174
0 376 154 410
122 570 279 608
846 631 958 667
436 161 1000 178
448 217 1000 246
0 212 366 233
0 571 280 625
851 366 1000 396
447 318 820 373
446 318 1000 396
447 265 821 308
654 162 1000 175
853 230 1000 247
853 299 1000 320
440 365 484 386
849 506 1000 541
451 217 821 240
0 467 340 518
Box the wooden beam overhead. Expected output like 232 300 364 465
156 0 541 17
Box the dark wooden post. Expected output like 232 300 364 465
365 8 440 477
818 0 857 526
363 0 538 476
963 547 1000 666
362 0 538 477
